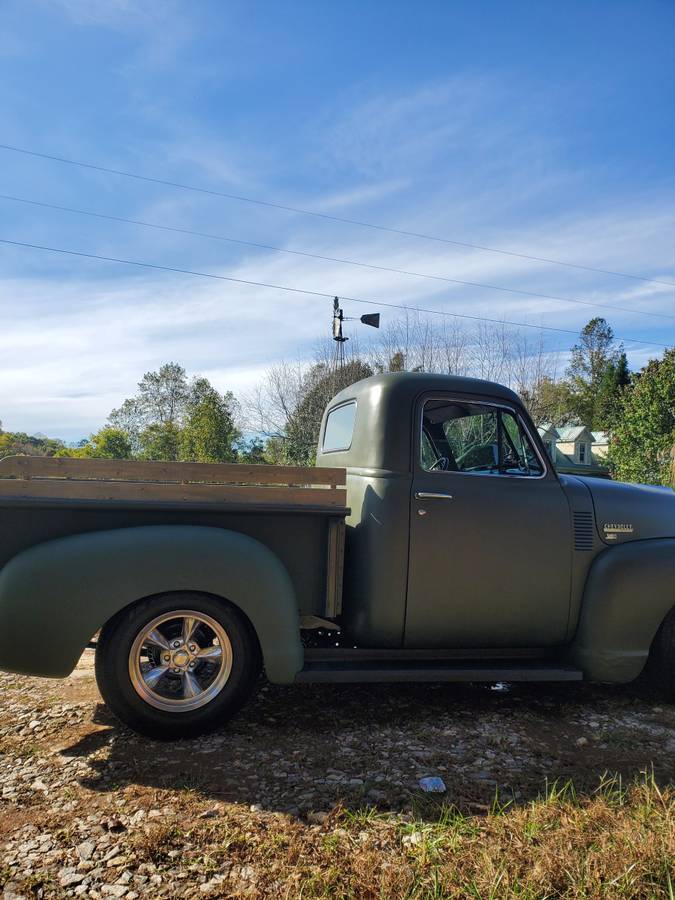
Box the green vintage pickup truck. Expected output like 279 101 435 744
1 372 675 737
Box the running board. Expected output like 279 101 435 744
295 659 583 684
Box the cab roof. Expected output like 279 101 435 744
316 372 526 472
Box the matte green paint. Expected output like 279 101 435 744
558 475 599 639
316 372 675 677
577 475 675 546
3 372 675 688
318 373 573 649
570 538 675 681
316 372 524 474
0 499 334 619
338 470 411 647
0 525 303 682
407 465 572 648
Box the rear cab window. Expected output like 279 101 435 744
323 401 357 452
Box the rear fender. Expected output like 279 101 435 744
570 538 675 681
0 525 303 682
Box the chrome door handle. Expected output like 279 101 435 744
415 491 453 500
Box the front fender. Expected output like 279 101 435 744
570 538 675 682
0 525 303 683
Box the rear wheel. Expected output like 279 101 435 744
644 605 675 702
95 592 261 738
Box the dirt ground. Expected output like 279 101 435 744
1 653 674 898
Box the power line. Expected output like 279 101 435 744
1 141 674 289
2 192 674 324
0 236 669 349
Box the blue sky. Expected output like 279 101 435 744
1 0 674 439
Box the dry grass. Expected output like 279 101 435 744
124 771 674 898
3 662 674 898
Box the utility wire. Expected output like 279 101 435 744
0 236 669 349
2 192 674 324
1 142 674 289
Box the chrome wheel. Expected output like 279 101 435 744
128 609 233 712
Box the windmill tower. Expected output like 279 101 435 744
331 297 380 375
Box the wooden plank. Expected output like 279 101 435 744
0 478 347 507
324 517 346 618
0 455 345 487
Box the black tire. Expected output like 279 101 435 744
644 604 675 702
95 591 261 739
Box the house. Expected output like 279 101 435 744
591 431 609 459
537 424 558 461
537 424 610 478
555 426 594 466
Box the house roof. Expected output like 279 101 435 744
556 425 592 442
591 431 609 444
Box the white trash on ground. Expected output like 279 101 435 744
419 776 446 793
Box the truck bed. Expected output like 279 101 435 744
0 456 348 618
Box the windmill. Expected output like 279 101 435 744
331 297 380 373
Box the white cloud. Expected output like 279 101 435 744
2 72 674 439
2 187 674 440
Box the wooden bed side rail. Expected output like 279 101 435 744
0 455 345 488
0 478 347 508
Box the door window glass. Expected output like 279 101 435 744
421 399 544 477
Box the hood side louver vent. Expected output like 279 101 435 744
573 511 594 551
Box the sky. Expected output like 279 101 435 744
1 0 675 440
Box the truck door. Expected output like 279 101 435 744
406 394 572 648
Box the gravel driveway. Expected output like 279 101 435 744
1 653 673 897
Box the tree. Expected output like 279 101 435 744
595 351 630 430
565 318 626 428
261 435 286 465
282 359 373 466
520 376 576 427
236 437 267 464
108 365 241 463
109 363 190 449
139 422 182 461
0 429 65 459
387 351 405 372
88 427 133 459
609 349 675 486
59 426 132 459
180 381 240 463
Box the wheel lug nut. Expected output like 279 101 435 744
172 667 180 674
162 654 170 662
189 644 196 652
189 661 195 668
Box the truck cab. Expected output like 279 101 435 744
316 372 574 650
314 372 675 685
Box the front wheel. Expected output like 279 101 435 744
644 604 675 702
95 592 261 739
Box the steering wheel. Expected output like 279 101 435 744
428 456 450 471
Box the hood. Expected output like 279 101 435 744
575 476 675 545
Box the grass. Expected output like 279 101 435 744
119 770 673 899
2 771 673 899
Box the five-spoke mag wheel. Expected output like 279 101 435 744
129 610 233 712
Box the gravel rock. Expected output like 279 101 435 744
77 840 96 861
0 652 673 897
